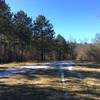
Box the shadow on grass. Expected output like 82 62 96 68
64 69 100 79
77 64 100 69
7 68 99 81
0 67 9 69
34 69 60 77
0 83 99 100
0 84 99 100
0 68 100 100
0 84 65 100
31 68 100 79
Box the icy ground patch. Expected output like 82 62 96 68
0 61 82 78
0 68 34 77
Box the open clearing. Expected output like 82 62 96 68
0 62 100 100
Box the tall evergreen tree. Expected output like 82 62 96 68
33 15 55 61
13 10 33 44
55 34 67 60
13 10 33 61
0 0 12 37
0 0 13 63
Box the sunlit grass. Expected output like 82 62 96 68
0 62 39 68
73 66 100 72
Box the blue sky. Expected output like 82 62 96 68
6 0 100 42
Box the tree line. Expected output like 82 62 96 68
0 0 100 63
0 0 76 63
74 33 100 63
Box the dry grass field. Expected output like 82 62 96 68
0 62 34 68
0 63 100 100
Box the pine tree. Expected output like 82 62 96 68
33 15 55 61
13 10 33 61
0 0 13 63
55 34 67 60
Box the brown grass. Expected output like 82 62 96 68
0 65 100 100
73 66 100 72
0 62 39 69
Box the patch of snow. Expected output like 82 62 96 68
67 66 73 71
21 65 50 69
